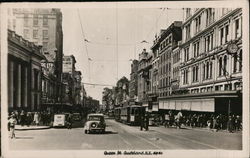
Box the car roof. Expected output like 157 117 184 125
87 113 104 117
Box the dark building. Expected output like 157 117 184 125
8 30 44 111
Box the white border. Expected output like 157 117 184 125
1 1 249 158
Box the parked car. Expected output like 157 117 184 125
84 113 106 134
53 113 69 127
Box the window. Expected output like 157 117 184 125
192 67 195 82
220 28 224 45
23 29 29 39
196 66 199 81
193 41 200 57
42 42 48 51
185 23 191 40
43 15 48 26
235 19 240 38
203 63 206 79
206 8 215 26
223 56 227 75
33 30 38 39
33 14 38 26
233 54 237 73
225 25 229 42
209 62 213 78
24 14 29 27
184 47 189 62
195 15 201 33
186 8 191 19
206 62 209 79
239 50 242 72
219 57 223 76
43 30 48 39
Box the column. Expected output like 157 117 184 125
24 66 28 108
9 61 14 108
17 64 22 108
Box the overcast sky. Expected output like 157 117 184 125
62 8 183 102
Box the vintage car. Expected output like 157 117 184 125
84 113 106 134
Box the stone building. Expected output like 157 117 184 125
8 8 63 103
8 30 44 111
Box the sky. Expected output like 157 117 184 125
62 7 183 103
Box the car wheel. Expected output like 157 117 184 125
85 130 89 134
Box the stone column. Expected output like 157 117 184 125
9 61 14 108
24 66 28 108
17 64 22 108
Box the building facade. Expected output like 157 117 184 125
176 8 242 114
8 30 44 112
129 60 139 103
8 8 64 104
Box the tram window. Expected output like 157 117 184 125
131 109 135 115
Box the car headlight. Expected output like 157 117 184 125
91 122 97 128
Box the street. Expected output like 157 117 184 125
9 118 242 150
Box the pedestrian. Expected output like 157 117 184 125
145 112 149 131
67 113 73 129
26 112 32 126
213 116 218 132
33 112 39 126
227 115 234 133
139 109 145 131
164 112 170 128
176 111 183 129
8 114 17 139
20 110 26 126
235 115 241 131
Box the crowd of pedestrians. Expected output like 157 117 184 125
8 110 53 127
159 111 242 133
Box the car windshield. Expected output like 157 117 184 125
88 116 103 121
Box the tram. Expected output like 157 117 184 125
114 105 143 126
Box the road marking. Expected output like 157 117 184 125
155 129 218 149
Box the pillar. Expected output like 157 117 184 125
17 64 22 108
24 66 28 108
9 61 14 108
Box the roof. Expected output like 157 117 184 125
87 113 104 117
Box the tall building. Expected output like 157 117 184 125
137 49 153 111
152 22 182 112
177 8 242 114
8 8 64 104
129 60 139 103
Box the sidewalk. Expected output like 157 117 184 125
15 125 51 130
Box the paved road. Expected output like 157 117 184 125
9 119 242 150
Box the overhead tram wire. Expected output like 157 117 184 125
82 82 115 87
77 9 91 82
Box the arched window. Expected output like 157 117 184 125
239 50 242 71
219 57 223 76
223 55 227 75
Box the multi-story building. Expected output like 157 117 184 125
129 60 139 104
177 8 242 114
8 8 63 103
74 71 82 105
8 30 44 112
171 43 182 94
152 22 182 112
137 49 153 111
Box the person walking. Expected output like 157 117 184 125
227 115 234 133
67 113 73 129
176 111 183 129
8 115 17 139
33 112 39 126
20 110 26 126
164 112 170 128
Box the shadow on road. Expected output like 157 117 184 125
87 130 118 135
15 136 34 139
